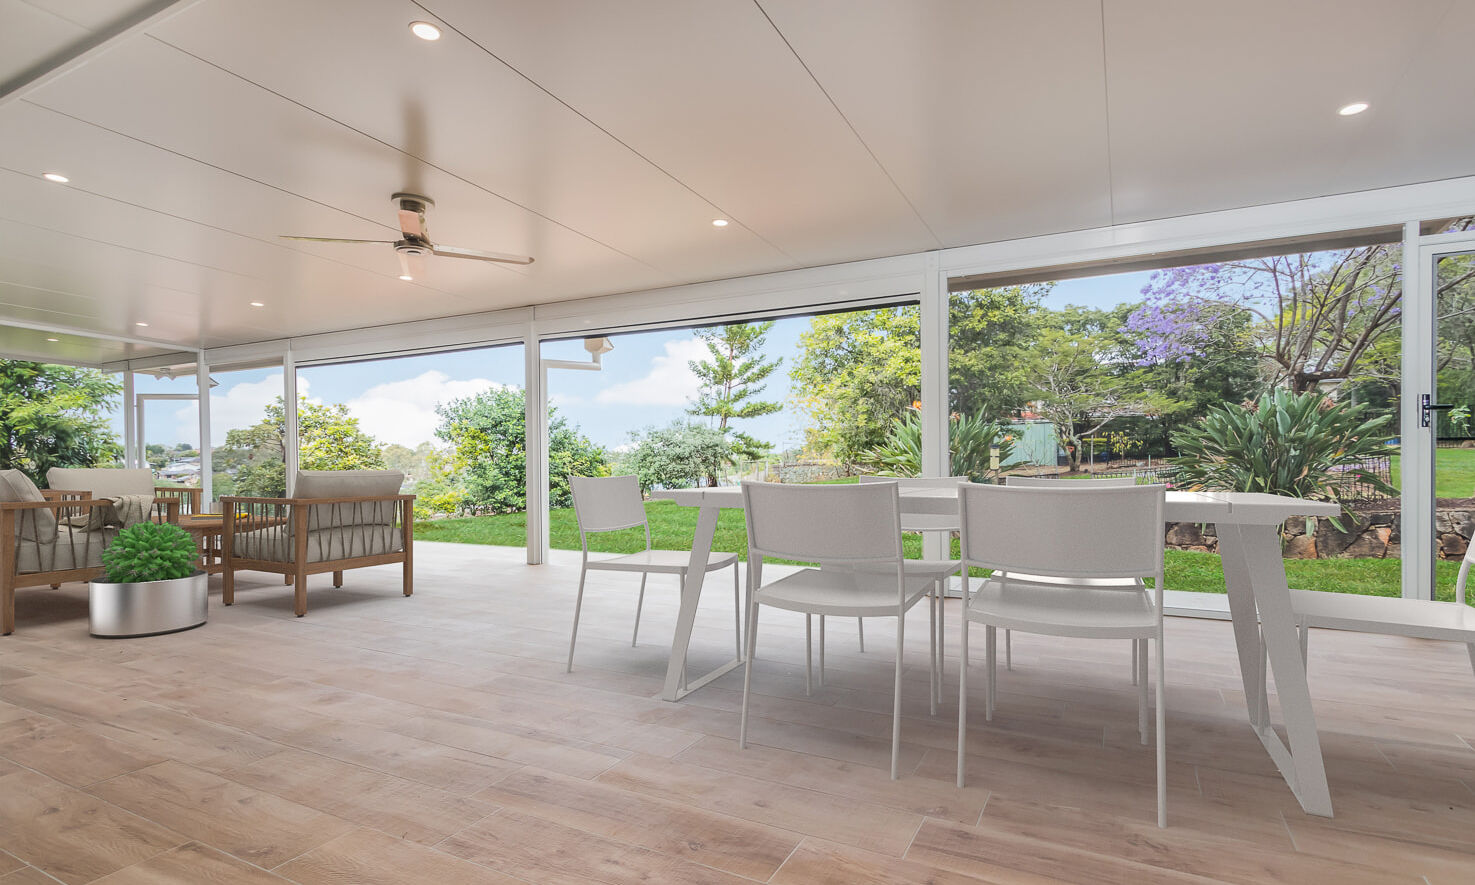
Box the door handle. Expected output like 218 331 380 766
1421 394 1457 427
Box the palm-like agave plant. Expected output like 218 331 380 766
1169 389 1395 529
866 409 1016 482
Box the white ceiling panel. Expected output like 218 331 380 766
427 0 939 264
759 0 1114 245
1104 0 1456 222
0 322 175 366
0 0 87 84
147 0 793 281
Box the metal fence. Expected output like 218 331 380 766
1023 454 1394 502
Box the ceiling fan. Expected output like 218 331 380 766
281 193 533 280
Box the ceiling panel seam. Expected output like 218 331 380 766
145 33 669 277
1097 0 1116 226
414 0 795 263
751 0 942 250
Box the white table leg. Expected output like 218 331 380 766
1217 523 1333 817
660 503 741 701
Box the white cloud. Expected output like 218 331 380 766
344 370 505 447
595 338 707 406
171 373 316 447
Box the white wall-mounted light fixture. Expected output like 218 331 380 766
544 336 615 372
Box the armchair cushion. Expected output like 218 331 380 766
46 467 156 499
16 527 118 573
294 470 404 530
235 524 404 564
1 469 57 542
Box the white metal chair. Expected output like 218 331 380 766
1281 543 1475 684
956 482 1168 827
740 480 939 778
566 475 741 675
1003 475 1143 676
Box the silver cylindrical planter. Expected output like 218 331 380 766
89 571 208 638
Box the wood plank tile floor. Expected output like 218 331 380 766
1 541 1472 883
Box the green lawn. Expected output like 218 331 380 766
1390 446 1475 498
415 499 1473 605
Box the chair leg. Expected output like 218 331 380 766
332 570 343 588
1 575 14 636
957 608 970 787
937 583 945 694
805 614 813 696
1156 631 1167 828
1468 642 1475 680
632 573 648 647
732 563 742 660
285 573 293 585
293 570 308 617
1137 638 1149 745
891 611 905 780
222 566 234 606
985 625 996 721
739 598 761 749
1299 622 1310 667
818 614 825 687
928 588 938 716
566 566 588 673
50 583 60 590
1005 628 1012 671
857 617 865 652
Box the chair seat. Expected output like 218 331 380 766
585 549 738 574
965 578 1157 639
1289 588 1475 643
756 568 936 617
16 528 118 573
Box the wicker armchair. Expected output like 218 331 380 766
221 470 413 618
1 470 181 635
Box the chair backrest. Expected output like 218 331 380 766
859 474 966 532
295 470 404 530
959 482 1165 581
47 467 154 499
570 475 648 534
1005 475 1138 488
742 480 902 564
1 469 56 543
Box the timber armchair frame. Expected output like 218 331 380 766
1 491 181 635
220 493 414 618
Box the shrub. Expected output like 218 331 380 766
100 522 199 583
626 421 731 491
1168 389 1395 528
865 409 1017 482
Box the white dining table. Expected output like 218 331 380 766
651 485 1340 817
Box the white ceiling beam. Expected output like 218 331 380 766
0 0 204 111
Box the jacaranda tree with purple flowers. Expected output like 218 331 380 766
1126 248 1403 393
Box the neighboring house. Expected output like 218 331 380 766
158 458 201 485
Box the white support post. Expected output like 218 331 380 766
524 325 549 564
195 354 213 506
920 252 949 563
1401 220 1433 600
283 345 299 497
121 368 136 468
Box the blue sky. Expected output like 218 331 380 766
125 269 1157 454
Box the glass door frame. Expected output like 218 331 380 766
1404 225 1475 599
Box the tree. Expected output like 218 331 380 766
0 360 122 484
1025 307 1162 471
1125 246 1415 393
220 397 385 498
625 421 731 492
435 387 606 514
687 322 783 482
145 443 169 472
791 288 1045 466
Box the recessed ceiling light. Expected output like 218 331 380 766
45 337 59 342
409 21 441 40
134 321 148 327
712 218 729 227
42 172 69 183
398 274 414 281
249 301 264 307
1338 101 1369 116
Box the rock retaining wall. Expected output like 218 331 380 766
1165 502 1475 560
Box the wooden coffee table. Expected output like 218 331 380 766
177 514 228 575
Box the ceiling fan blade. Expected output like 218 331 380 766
281 236 396 244
432 244 535 265
397 207 425 238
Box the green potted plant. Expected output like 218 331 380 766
89 522 207 637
